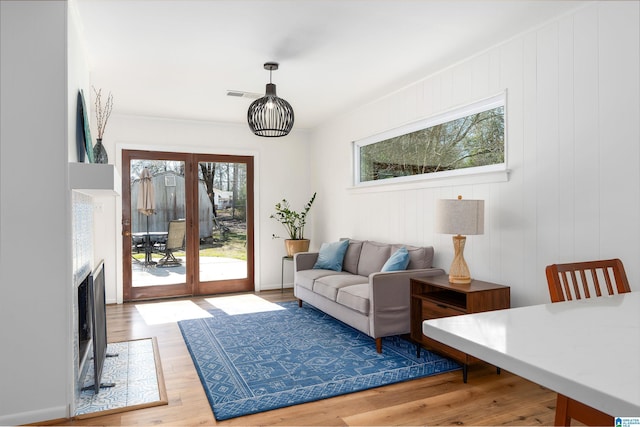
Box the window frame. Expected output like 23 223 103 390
352 92 507 188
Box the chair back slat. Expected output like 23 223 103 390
602 267 615 295
560 272 574 300
545 258 631 303
585 269 596 298
580 269 600 298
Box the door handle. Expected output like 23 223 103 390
122 219 131 237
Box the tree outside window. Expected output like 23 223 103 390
355 94 505 185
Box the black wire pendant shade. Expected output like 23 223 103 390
247 63 294 137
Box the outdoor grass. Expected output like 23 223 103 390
200 231 247 260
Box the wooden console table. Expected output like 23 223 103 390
410 274 510 382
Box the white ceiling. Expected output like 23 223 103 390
75 0 584 130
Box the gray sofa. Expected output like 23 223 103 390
294 239 444 353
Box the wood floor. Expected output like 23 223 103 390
57 290 560 426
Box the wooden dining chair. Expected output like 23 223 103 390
545 258 631 303
545 258 630 426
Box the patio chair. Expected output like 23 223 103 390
157 219 186 268
545 258 630 426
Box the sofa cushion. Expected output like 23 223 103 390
336 284 370 315
357 241 392 277
391 244 433 270
295 269 350 291
342 239 363 274
381 246 410 272
313 274 368 301
313 240 350 271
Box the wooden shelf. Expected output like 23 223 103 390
418 290 467 310
69 162 120 196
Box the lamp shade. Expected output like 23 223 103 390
435 197 484 236
247 63 294 137
247 83 294 137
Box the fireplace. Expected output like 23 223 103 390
89 260 108 394
71 168 119 413
76 261 108 395
77 273 92 388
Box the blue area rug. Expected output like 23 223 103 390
178 301 459 420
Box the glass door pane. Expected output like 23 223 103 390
197 161 248 283
130 159 187 288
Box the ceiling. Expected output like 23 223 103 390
75 0 584 131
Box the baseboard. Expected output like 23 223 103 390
0 405 68 426
258 283 293 291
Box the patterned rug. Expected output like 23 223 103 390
178 301 459 420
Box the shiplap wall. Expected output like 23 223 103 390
309 2 640 307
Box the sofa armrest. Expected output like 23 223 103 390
368 268 445 337
293 252 318 272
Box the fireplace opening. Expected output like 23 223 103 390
76 260 114 395
77 273 92 384
89 260 111 393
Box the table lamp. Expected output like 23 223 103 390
435 195 485 284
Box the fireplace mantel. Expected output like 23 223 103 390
69 163 120 196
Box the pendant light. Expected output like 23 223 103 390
247 62 294 137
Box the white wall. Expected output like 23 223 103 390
309 1 640 307
0 1 72 424
97 114 311 302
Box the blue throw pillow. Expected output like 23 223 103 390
381 246 410 272
313 240 350 271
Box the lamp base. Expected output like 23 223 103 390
448 275 472 285
449 235 472 285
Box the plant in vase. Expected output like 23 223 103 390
92 86 113 164
271 192 316 256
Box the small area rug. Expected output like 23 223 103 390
178 301 459 420
75 337 168 418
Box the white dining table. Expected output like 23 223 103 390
422 291 640 418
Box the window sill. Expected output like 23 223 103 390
348 168 510 194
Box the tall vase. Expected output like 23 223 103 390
93 138 108 164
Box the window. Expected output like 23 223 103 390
354 93 506 186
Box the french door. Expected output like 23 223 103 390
122 149 254 301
